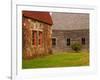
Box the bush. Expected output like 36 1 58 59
71 43 81 52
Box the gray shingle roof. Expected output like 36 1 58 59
51 12 89 30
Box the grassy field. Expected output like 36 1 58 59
22 52 89 69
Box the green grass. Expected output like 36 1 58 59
22 51 89 69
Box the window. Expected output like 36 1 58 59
67 38 70 46
39 31 42 47
32 31 37 46
32 30 43 47
81 38 85 45
52 38 56 47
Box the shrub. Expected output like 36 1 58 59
71 43 81 52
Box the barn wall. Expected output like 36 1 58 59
52 29 89 52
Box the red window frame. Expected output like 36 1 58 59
32 30 37 47
39 31 42 47
32 30 43 47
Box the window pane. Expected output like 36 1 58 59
67 38 70 46
39 31 42 47
82 38 85 45
52 38 56 47
32 31 37 46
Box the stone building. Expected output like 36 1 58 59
22 11 53 59
51 12 89 52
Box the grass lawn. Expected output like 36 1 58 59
22 51 89 69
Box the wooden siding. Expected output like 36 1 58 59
52 29 89 52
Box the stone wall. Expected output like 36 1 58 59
22 17 52 59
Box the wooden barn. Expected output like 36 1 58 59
22 11 53 59
51 12 89 52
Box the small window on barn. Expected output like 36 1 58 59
39 31 43 47
32 30 37 46
81 38 85 45
52 38 56 47
67 38 70 46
